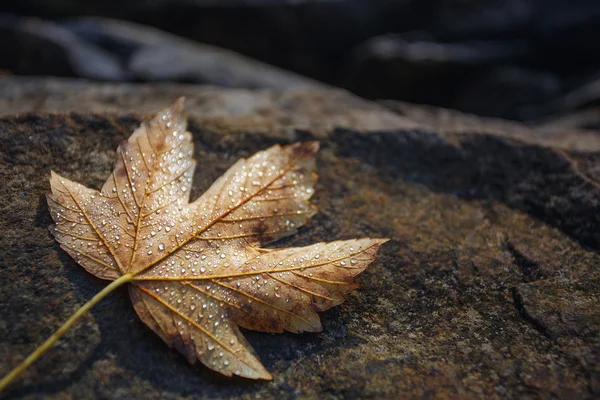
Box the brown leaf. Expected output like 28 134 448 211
46 98 387 380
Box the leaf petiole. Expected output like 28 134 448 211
0 273 134 392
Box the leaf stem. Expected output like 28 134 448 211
0 273 134 392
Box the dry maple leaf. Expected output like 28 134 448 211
0 98 387 389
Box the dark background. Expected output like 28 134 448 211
3 0 600 124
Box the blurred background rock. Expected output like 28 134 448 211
2 0 600 125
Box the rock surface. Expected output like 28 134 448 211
1 77 599 399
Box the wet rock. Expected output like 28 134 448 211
1 77 599 399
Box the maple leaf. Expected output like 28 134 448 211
0 98 387 389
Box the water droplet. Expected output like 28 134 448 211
158 243 165 251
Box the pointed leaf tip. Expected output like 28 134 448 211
289 141 320 159
261 371 273 381
306 140 320 152
170 97 186 113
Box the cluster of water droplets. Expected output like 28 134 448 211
139 281 248 375
49 175 121 278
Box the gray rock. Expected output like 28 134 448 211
0 15 321 88
515 281 600 338
60 18 323 88
0 77 599 399
4 0 600 122
0 14 124 80
345 34 536 119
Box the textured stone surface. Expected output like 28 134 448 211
0 77 412 138
1 78 599 399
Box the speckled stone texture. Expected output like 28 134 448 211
1 77 599 399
